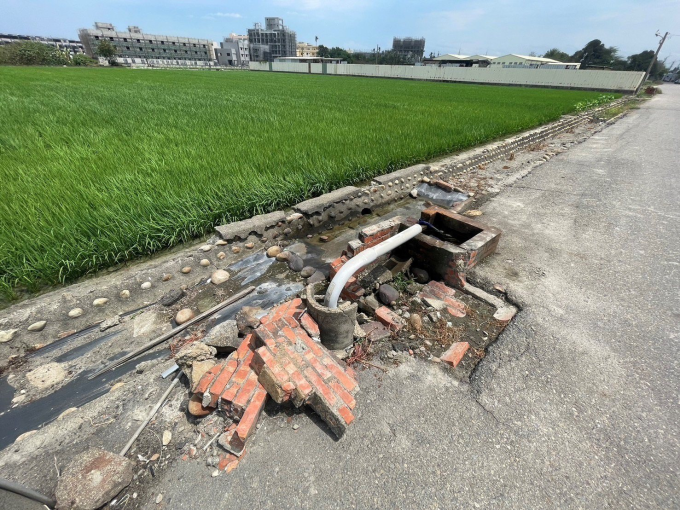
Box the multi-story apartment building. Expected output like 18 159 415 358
216 35 250 66
0 33 84 56
78 22 214 67
392 37 426 62
296 42 318 57
247 17 296 62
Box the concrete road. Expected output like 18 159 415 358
148 88 679 509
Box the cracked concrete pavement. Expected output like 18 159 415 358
140 88 679 509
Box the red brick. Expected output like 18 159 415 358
426 280 456 299
325 361 358 393
446 306 466 318
337 405 355 425
375 306 404 332
303 367 337 406
300 313 320 338
194 363 225 395
206 359 239 407
441 341 470 368
330 381 356 409
235 388 267 441
304 351 333 380
230 372 260 416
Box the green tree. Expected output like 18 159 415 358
316 45 330 58
72 54 98 66
571 39 625 69
543 48 571 62
96 39 117 65
626 50 667 78
0 41 70 66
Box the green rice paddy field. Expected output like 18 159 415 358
0 67 613 297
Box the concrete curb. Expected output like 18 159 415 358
211 99 631 251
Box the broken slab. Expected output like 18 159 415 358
55 448 134 510
202 320 241 352
417 281 467 318
293 186 359 216
215 210 286 241
441 341 470 368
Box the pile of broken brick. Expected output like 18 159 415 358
175 297 358 473
173 205 503 474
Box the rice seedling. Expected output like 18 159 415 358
0 67 615 298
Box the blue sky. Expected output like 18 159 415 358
2 0 680 62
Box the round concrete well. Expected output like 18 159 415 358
305 282 357 350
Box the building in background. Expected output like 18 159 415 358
0 33 84 56
78 22 214 67
490 54 560 68
248 17 297 62
297 42 318 57
423 54 497 67
216 35 249 66
392 37 425 62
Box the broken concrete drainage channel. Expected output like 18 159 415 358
0 102 630 508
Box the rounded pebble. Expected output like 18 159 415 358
199 245 212 252
175 308 195 325
162 274 173 282
141 282 152 290
181 266 192 274
217 251 226 260
120 290 130 299
266 246 282 258
211 269 230 285
68 308 83 318
93 298 109 307
200 259 211 267
232 246 241 254
244 242 255 249
27 321 47 332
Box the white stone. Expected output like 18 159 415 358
93 298 109 307
141 282 152 290
68 308 83 318
162 431 172 446
200 259 211 267
0 329 18 343
27 321 47 332
210 269 230 285
199 245 212 252
120 290 130 299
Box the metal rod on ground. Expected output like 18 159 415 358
0 478 56 508
89 286 255 379
119 372 182 457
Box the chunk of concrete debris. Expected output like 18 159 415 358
422 296 447 311
175 343 217 392
235 306 264 333
202 320 240 352
361 294 381 313
100 316 120 332
360 321 391 342
55 448 134 510
308 270 326 285
162 430 172 446
27 362 67 389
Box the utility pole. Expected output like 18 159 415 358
641 31 669 88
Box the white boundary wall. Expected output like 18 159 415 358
249 62 643 93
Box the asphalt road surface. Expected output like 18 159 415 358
147 87 679 509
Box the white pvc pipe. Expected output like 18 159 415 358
324 224 423 309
